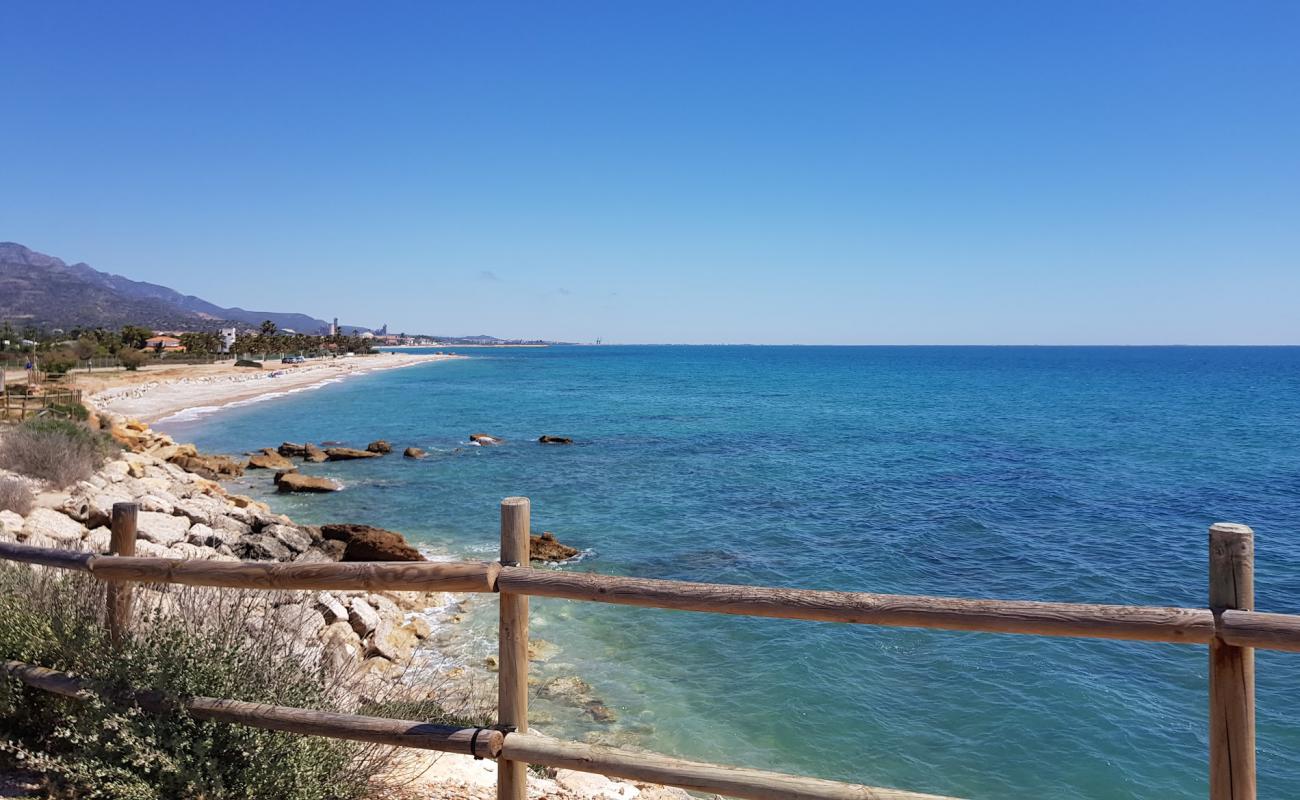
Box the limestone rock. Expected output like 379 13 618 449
303 443 328 463
404 616 432 640
102 461 130 482
21 508 86 544
555 770 637 798
138 493 176 514
1 510 26 535
348 599 381 638
170 453 245 480
277 442 309 457
273 603 327 641
368 618 417 663
241 534 291 561
136 511 191 547
320 621 364 671
247 450 296 471
402 447 426 458
538 435 574 445
275 472 342 493
530 531 579 562
185 523 229 548
317 592 350 625
320 523 423 562
325 447 380 461
265 523 312 553
366 440 393 454
85 526 112 552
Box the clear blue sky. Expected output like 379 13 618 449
3 2 1297 344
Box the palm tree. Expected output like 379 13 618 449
260 320 277 337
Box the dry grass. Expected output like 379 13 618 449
0 419 115 488
0 479 32 516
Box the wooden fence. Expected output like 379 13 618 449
0 387 83 421
0 499 1291 799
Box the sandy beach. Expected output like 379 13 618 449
73 353 461 424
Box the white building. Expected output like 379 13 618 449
219 328 238 354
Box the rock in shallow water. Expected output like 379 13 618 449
320 523 424 562
325 447 380 461
275 472 342 493
247 449 295 471
530 531 579 562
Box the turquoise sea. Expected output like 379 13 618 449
159 345 1300 799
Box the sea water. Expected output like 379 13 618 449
159 345 1300 799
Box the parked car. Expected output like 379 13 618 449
280 355 306 364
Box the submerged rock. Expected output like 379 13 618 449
402 447 426 459
538 435 574 444
469 433 505 445
275 472 342 493
530 531 579 562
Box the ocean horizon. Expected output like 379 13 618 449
159 344 1300 799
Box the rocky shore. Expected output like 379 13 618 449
0 414 689 800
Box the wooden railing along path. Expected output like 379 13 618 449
0 498 1292 799
0 386 83 421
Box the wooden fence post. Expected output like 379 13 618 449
107 502 138 646
498 497 531 800
1209 522 1255 800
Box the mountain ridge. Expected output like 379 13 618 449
0 242 368 334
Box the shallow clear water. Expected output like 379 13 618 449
160 346 1300 799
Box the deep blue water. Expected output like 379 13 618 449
161 346 1300 799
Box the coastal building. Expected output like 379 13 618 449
329 318 339 336
219 327 237 354
143 335 185 352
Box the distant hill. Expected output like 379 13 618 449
0 242 368 334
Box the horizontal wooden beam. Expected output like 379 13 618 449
1219 609 1300 652
0 541 93 571
1 660 501 758
502 733 958 800
498 568 1217 645
88 556 501 593
8 542 1300 652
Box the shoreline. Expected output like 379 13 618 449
85 353 462 424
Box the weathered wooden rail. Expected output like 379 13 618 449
0 501 1285 799
0 386 83 421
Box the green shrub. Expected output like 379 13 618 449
46 403 89 421
0 418 118 487
0 566 399 800
0 478 33 515
41 351 77 376
118 349 147 371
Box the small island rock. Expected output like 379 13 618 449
275 472 342 493
320 523 425 562
248 449 295 471
530 531 579 562
325 447 381 461
366 440 393 454
538 435 574 444
403 447 426 459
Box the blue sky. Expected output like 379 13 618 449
2 1 1297 344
